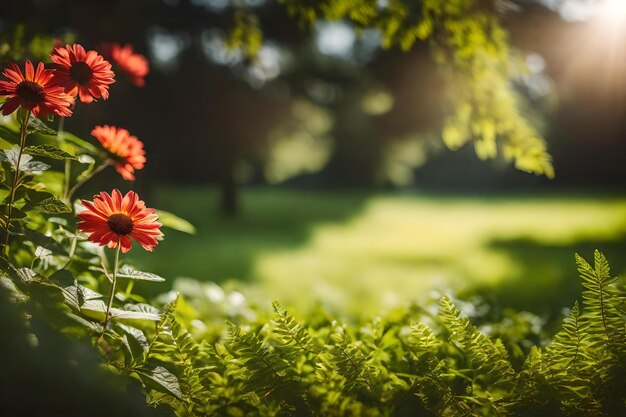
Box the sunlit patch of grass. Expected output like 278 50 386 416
130 187 626 317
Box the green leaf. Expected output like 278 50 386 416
30 197 71 214
24 144 77 160
117 265 166 282
60 279 104 311
116 303 161 321
78 299 109 320
22 159 50 174
0 148 50 174
157 210 196 235
0 276 27 302
22 227 67 254
76 282 104 306
118 323 149 353
15 267 38 284
27 117 56 135
136 365 182 400
49 269 74 287
73 299 161 322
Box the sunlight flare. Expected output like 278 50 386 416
597 0 626 24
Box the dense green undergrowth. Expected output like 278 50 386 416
1 249 625 416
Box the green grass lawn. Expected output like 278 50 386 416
129 186 626 317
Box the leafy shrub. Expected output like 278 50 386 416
2 243 625 416
0 25 622 417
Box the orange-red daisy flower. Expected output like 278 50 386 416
0 60 74 117
101 43 149 87
77 189 163 253
50 43 115 103
91 125 146 181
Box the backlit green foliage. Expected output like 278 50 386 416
280 0 554 177
2 242 625 416
225 9 263 58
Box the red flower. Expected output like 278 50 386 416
50 43 115 103
101 43 149 87
92 125 146 181
77 189 163 253
0 60 74 117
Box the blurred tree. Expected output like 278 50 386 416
6 0 625 213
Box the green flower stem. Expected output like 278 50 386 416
3 110 31 257
63 160 71 200
60 234 78 270
124 280 135 298
101 242 121 335
57 116 71 200
65 159 112 203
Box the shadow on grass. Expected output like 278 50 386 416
470 234 626 317
128 186 370 294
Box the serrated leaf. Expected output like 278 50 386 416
136 365 182 399
61 282 103 311
49 269 74 287
112 310 161 321
78 299 109 320
31 197 71 214
118 303 161 321
0 148 49 174
22 159 50 174
117 265 166 282
27 117 56 135
16 267 37 283
157 210 196 235
77 282 103 304
79 303 161 322
0 146 50 175
67 313 103 333
118 324 149 361
25 144 77 160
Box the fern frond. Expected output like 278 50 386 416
517 346 548 395
545 301 589 374
576 251 625 355
322 322 374 394
140 296 214 415
227 321 289 392
439 297 515 390
407 323 442 356
271 301 318 358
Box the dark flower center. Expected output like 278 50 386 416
108 213 134 235
69 61 93 85
15 81 45 108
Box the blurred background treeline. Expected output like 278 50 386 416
1 0 625 318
